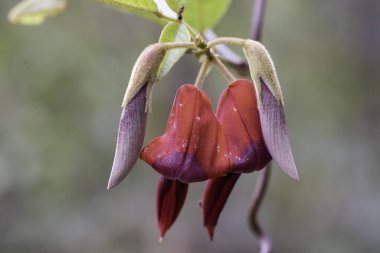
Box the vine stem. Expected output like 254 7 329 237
249 164 272 253
194 57 211 89
248 0 272 252
251 0 266 41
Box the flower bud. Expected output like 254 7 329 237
242 40 283 105
156 176 188 240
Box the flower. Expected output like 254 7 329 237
202 78 298 238
140 79 298 238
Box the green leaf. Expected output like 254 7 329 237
166 0 185 13
180 0 231 32
8 0 67 25
99 0 158 13
157 22 191 80
99 0 174 25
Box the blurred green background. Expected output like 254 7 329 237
1 1 380 252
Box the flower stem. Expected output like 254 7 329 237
194 57 211 89
159 42 197 50
206 37 246 49
212 55 236 82
248 0 272 252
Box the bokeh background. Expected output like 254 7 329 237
1 1 380 252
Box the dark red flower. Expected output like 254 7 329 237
202 79 272 238
202 79 298 238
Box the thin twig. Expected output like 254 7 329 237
251 0 266 41
248 0 272 252
248 164 272 253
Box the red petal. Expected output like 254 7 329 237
217 80 271 173
157 176 188 239
259 80 299 179
108 84 148 189
202 173 241 240
140 84 230 183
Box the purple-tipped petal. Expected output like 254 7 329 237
259 80 299 180
202 173 241 240
108 84 148 189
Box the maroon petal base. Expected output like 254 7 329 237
202 173 241 240
157 176 189 240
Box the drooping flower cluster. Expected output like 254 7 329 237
107 41 298 241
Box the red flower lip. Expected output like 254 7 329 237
156 177 188 240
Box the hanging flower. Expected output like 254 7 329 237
140 78 298 238
202 78 298 238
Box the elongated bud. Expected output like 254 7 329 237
202 173 240 240
242 40 283 105
259 80 299 180
108 84 148 189
122 44 166 111
157 176 188 240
